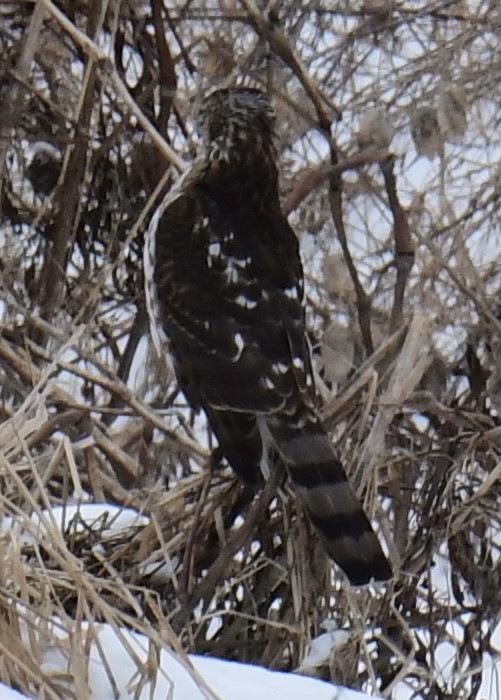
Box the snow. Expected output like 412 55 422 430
4 500 501 698
1 622 376 700
1 503 150 548
32 502 150 534
0 503 378 700
9 503 501 699
5 499 497 700
297 628 351 674
0 685 30 700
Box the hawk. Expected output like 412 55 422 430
144 87 392 585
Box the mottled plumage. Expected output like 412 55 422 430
145 88 392 585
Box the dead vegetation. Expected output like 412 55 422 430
1 1 501 698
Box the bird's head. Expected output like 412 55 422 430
198 87 277 165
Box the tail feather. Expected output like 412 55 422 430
269 420 392 585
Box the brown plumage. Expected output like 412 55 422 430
145 87 392 585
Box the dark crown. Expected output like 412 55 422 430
198 88 276 161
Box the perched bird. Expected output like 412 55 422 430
144 87 392 585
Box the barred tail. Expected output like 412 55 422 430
270 420 392 585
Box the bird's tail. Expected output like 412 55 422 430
268 417 392 585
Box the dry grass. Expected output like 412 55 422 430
0 304 499 697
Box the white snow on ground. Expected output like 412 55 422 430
32 502 150 534
4 502 501 698
296 626 351 675
0 623 376 700
0 684 31 699
0 502 378 699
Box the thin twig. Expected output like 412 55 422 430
379 156 415 332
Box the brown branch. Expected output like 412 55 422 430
151 0 177 134
239 0 337 128
93 426 140 487
283 147 389 216
178 471 212 602
23 408 87 450
38 0 108 326
41 0 185 171
0 329 205 467
102 303 148 425
187 468 282 613
163 4 197 75
0 2 47 213
379 156 415 332
21 334 206 460
327 144 375 356
323 321 409 424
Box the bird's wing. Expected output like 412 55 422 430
149 177 315 419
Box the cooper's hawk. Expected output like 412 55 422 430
145 87 392 585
